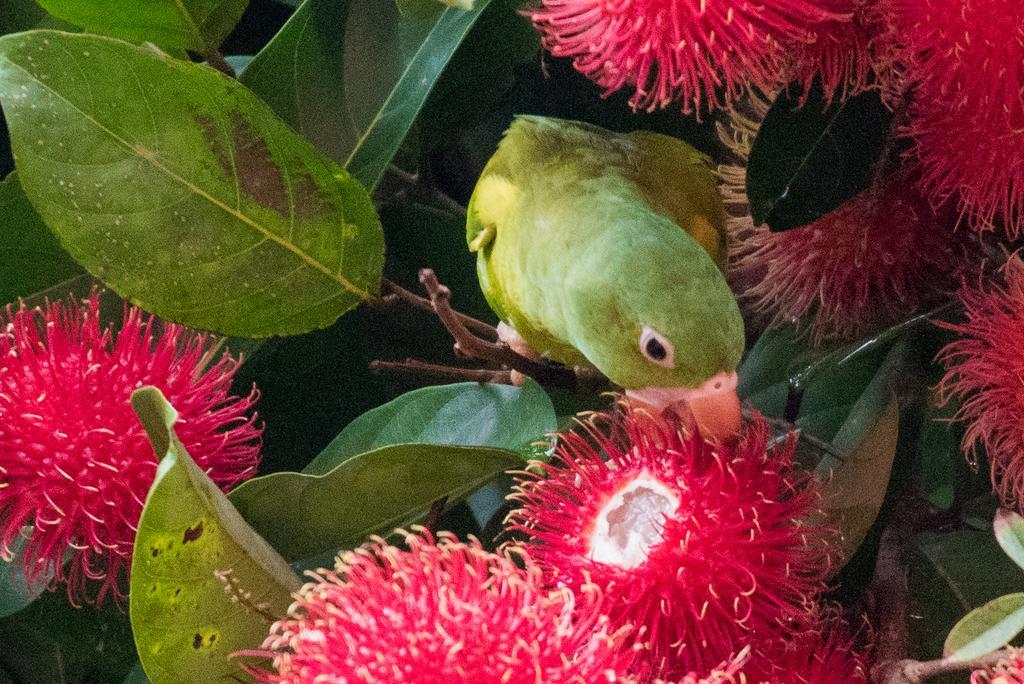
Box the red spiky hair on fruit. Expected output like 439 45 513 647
528 0 854 115
246 530 637 683
783 0 882 105
732 174 972 345
0 294 261 605
738 623 869 683
972 648 1024 683
716 96 976 346
508 409 835 677
938 257 1024 511
881 0 1024 235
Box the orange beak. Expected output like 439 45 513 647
624 372 742 442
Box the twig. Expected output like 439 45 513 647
381 166 468 218
381 278 498 339
370 359 513 385
417 269 607 391
204 50 236 79
423 498 448 533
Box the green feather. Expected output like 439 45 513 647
466 115 743 389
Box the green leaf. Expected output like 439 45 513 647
818 396 900 565
739 323 899 443
242 0 492 189
944 593 1024 661
0 172 83 305
230 443 524 561
129 387 300 684
995 509 1024 571
815 341 907 564
910 530 1024 661
123 664 150 684
0 0 46 33
746 84 893 231
397 0 473 17
0 535 49 619
32 0 250 53
304 379 555 474
917 393 960 511
0 31 384 337
0 590 137 683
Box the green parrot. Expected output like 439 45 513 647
466 115 745 439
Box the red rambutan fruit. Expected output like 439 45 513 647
731 174 974 346
0 294 261 604
508 410 835 677
882 0 1024 235
528 0 854 115
737 625 868 683
247 529 637 684
972 648 1024 684
783 1 878 105
938 257 1024 511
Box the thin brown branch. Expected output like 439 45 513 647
381 278 498 339
417 269 607 391
423 497 448 533
370 359 513 385
381 166 468 218
869 515 913 683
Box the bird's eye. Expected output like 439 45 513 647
639 326 675 369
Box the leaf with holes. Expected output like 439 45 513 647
0 172 83 305
0 31 384 337
945 593 1024 662
242 0 490 188
129 387 300 683
32 0 249 53
230 443 524 561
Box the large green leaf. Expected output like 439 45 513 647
739 323 900 443
0 172 82 305
242 0 491 189
815 341 907 565
746 85 893 231
741 327 907 565
0 31 384 337
0 589 137 683
910 530 1024 661
304 379 555 474
230 443 524 561
32 0 249 53
917 391 961 511
944 593 1024 662
129 387 300 684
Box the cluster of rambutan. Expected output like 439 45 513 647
531 0 1024 241
0 291 866 680
249 410 868 683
